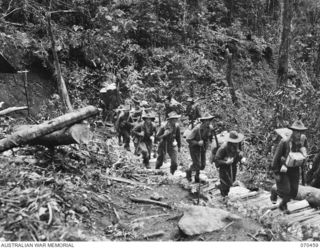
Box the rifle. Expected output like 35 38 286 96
301 160 306 186
197 126 202 205
211 129 220 165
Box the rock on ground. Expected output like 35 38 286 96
178 205 241 236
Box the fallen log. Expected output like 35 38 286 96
0 106 28 116
295 185 320 200
0 106 99 153
129 197 172 209
14 123 91 147
272 184 320 205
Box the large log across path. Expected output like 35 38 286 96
13 123 91 147
0 106 99 153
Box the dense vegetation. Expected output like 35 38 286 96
1 0 320 178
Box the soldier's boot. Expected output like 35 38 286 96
194 170 200 183
134 146 140 156
144 162 151 169
155 162 162 169
124 144 130 151
118 136 123 146
270 187 278 204
186 170 192 182
170 164 177 175
279 200 289 214
143 157 151 169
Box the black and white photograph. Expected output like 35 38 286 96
0 0 320 244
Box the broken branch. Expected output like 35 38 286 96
129 197 172 209
143 231 165 239
0 106 28 116
47 203 53 226
247 232 259 241
222 221 234 231
104 176 152 189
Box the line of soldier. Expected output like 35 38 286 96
112 96 317 212
113 96 244 197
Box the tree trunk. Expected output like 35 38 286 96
13 123 91 147
0 106 98 153
46 13 73 112
226 49 239 107
277 0 293 87
226 0 234 26
314 43 320 84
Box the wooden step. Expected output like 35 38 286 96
287 200 309 214
301 213 320 225
287 211 320 226
288 208 315 218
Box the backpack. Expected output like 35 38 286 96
210 131 229 165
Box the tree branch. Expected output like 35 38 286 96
48 10 79 15
3 7 21 18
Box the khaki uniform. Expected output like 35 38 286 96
271 135 307 204
115 112 134 150
155 122 181 174
186 124 212 171
215 142 242 196
186 103 201 128
132 122 157 168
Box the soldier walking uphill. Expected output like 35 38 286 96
164 95 175 119
132 112 157 169
186 97 201 129
131 97 143 123
155 111 181 175
270 120 308 212
186 113 214 183
215 131 245 197
115 105 134 151
306 151 320 188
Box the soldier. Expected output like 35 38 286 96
132 112 157 168
186 97 201 129
155 111 181 175
114 105 124 145
164 95 175 119
131 97 143 122
99 83 120 123
215 131 245 198
306 151 320 188
186 113 214 183
270 120 308 212
115 105 134 151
